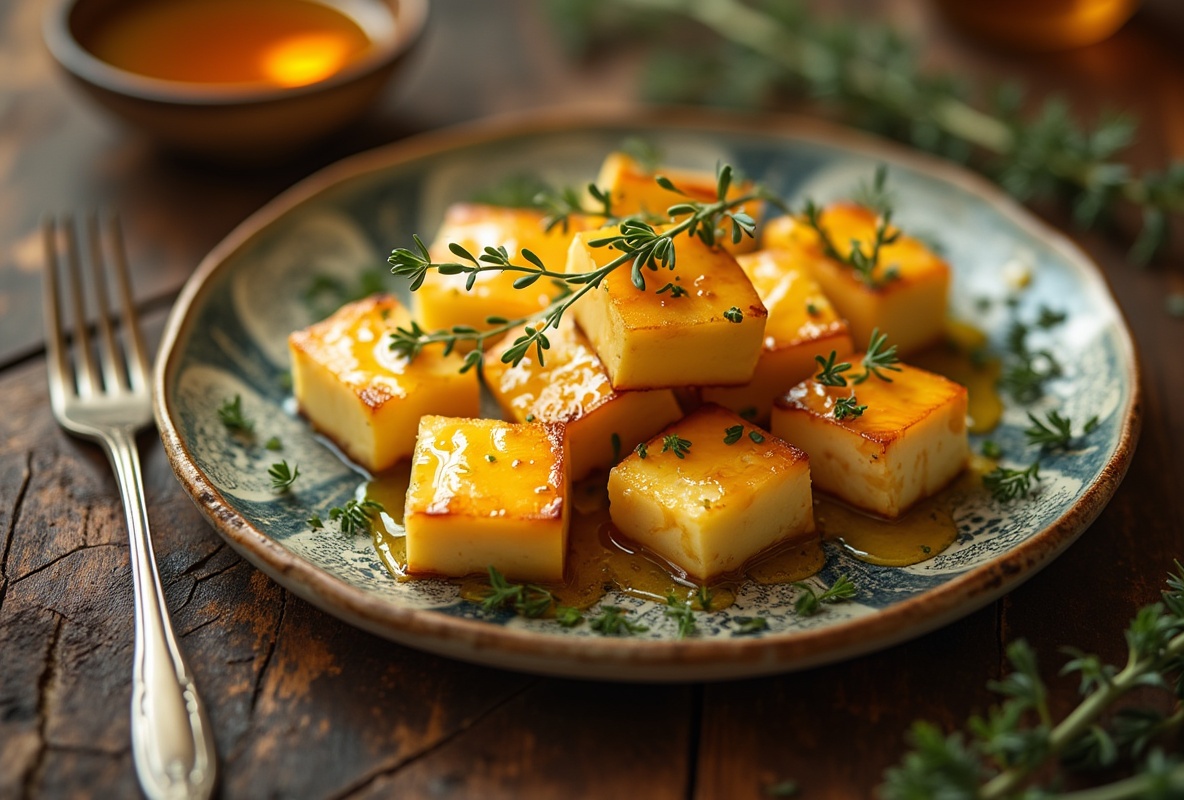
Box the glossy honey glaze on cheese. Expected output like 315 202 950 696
366 458 984 610
83 0 381 87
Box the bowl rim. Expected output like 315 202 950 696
41 0 429 106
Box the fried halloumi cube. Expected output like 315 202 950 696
597 152 763 253
607 405 815 581
771 361 969 518
413 203 601 342
483 321 683 480
289 295 480 473
567 225 767 390
763 203 950 355
404 416 570 582
701 248 855 423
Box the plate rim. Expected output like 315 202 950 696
153 106 1142 681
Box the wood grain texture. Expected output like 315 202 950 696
2 0 1183 797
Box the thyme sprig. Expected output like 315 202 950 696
590 606 648 636
387 164 773 371
552 0 1184 262
983 462 1042 503
217 395 254 436
1025 410 1100 450
327 499 385 537
267 460 299 493
833 395 866 421
852 328 903 384
794 574 857 616
882 563 1184 798
479 566 555 618
665 594 698 639
801 198 901 289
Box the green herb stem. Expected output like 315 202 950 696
980 629 1184 799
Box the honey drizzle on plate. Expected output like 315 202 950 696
366 320 1003 602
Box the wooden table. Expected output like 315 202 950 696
2 1 1183 797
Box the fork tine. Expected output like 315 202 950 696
59 215 101 399
86 212 127 393
104 212 150 393
42 217 72 408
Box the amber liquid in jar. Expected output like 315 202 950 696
83 0 378 88
935 0 1141 50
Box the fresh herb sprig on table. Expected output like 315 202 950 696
881 563 1184 799
387 164 777 371
548 0 1184 264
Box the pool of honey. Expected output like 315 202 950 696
365 325 1002 608
84 0 381 88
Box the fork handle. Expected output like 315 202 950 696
103 425 217 800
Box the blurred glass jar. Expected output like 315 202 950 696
934 0 1142 50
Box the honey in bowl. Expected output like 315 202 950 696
81 0 386 88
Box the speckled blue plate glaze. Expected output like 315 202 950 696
155 110 1139 681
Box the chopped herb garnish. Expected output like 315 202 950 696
656 282 688 298
724 424 745 445
794 574 857 616
1036 305 1068 329
662 434 692 459
732 617 770 636
814 350 853 386
1084 415 1100 434
217 395 254 435
480 566 554 618
805 301 820 316
696 584 714 611
665 595 698 639
984 462 1042 502
981 440 1003 459
1024 410 1074 449
802 187 901 289
555 606 584 627
833 395 867 420
268 460 299 493
723 306 744 323
589 606 648 636
739 407 758 421
327 499 385 536
307 515 323 530
264 436 282 451
852 328 903 384
525 413 536 422
635 442 649 459
748 430 766 444
485 454 497 463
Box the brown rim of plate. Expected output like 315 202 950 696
153 106 1142 680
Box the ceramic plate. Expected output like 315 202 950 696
155 109 1139 681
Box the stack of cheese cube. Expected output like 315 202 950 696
288 152 969 587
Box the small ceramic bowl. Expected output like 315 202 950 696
43 0 428 162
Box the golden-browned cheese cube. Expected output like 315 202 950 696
567 225 767 390
413 203 601 341
607 405 815 582
763 203 950 355
483 321 683 480
404 416 570 582
288 295 480 473
596 152 764 253
770 362 969 519
701 248 855 423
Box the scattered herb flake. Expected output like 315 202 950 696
748 430 766 444
217 395 254 436
733 617 770 636
724 424 745 445
268 460 299 493
662 434 692 458
723 306 744 323
589 606 648 636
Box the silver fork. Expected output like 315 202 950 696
42 214 216 800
